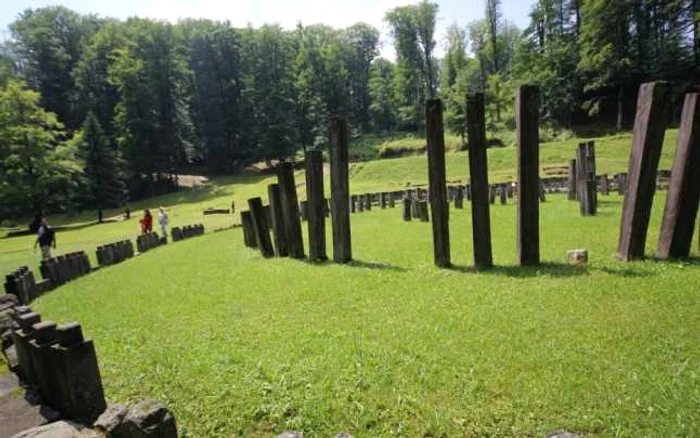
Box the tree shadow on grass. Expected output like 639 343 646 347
304 259 407 272
348 260 407 272
597 266 655 278
485 262 592 278
300 258 406 272
449 261 658 279
446 262 591 278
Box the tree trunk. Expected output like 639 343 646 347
98 208 103 224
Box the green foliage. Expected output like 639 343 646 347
384 1 439 132
76 112 127 219
368 58 398 133
0 79 80 218
344 23 380 132
1 2 698 222
108 19 194 196
295 24 349 149
182 20 247 172
241 25 298 162
10 6 102 129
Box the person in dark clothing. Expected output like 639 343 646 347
34 218 56 260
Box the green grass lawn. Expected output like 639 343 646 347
1 128 698 436
22 192 700 437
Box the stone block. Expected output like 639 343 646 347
52 323 106 424
567 249 588 265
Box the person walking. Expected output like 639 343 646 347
158 207 169 238
140 209 153 234
34 217 56 260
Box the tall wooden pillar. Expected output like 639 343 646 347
466 93 493 269
617 81 671 261
330 116 352 263
656 93 700 259
516 85 540 266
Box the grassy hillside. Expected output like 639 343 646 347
29 194 700 437
0 129 680 275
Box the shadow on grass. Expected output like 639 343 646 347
450 262 658 278
597 266 654 277
487 262 591 278
299 258 407 272
446 262 591 277
2 220 102 240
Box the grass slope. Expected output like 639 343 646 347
31 193 700 437
0 129 680 275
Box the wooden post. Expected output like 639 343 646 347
277 162 305 258
467 93 493 269
330 116 352 263
538 180 546 203
425 99 451 268
617 81 671 261
586 141 597 210
617 173 627 195
350 195 356 213
576 144 594 216
418 200 430 222
500 184 507 205
305 150 327 261
455 186 464 209
267 184 287 257
516 85 540 266
489 186 496 204
656 93 700 259
567 159 577 200
240 211 256 248
403 198 412 221
247 197 274 258
600 174 610 196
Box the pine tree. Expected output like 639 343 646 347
78 112 127 222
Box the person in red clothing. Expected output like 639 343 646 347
140 209 153 234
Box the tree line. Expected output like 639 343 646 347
0 0 697 221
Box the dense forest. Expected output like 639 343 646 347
0 0 697 221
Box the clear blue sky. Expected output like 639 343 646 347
0 0 535 59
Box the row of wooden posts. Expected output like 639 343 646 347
241 117 352 263
239 81 699 268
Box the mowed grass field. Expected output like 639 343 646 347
0 129 680 275
1 128 699 437
25 193 700 437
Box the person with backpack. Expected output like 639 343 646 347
34 217 56 260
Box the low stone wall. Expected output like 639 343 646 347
40 252 91 289
2 303 178 438
136 232 162 253
171 224 204 242
96 240 134 267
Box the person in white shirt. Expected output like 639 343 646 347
158 207 169 238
